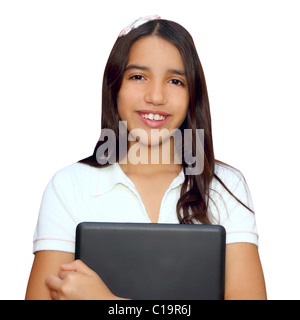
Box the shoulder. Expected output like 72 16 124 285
208 162 258 245
49 162 102 192
39 162 101 216
51 162 96 182
211 161 253 210
213 161 246 189
48 162 123 197
34 163 108 253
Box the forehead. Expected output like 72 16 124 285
127 36 185 70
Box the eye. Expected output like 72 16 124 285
169 79 184 86
129 75 145 81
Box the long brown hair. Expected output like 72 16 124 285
79 19 252 224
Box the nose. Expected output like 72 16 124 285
144 80 167 106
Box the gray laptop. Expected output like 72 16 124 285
75 222 226 300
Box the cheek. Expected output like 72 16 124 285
117 88 130 120
117 86 138 118
117 88 141 133
116 95 125 121
171 93 189 123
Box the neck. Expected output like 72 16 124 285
119 137 182 175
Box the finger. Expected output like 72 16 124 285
61 260 94 275
46 274 63 291
46 274 64 292
45 275 63 300
60 262 76 272
49 290 59 300
58 270 74 280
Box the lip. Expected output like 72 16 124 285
136 110 171 128
137 109 171 117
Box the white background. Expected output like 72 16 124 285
0 0 299 300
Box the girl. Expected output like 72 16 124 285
25 16 267 300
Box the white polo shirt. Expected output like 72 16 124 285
33 162 258 253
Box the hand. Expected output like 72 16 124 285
45 259 119 300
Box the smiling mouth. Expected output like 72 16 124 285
137 110 170 121
136 110 170 128
140 113 165 121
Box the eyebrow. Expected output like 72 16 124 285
168 68 186 76
125 64 186 76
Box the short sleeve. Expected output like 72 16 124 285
209 164 259 246
33 166 79 253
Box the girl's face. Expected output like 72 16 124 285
117 36 189 146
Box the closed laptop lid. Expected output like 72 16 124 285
75 222 226 300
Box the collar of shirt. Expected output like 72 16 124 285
90 163 185 197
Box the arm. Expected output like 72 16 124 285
25 251 124 300
225 243 267 300
25 251 74 300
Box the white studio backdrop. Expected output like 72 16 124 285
0 0 299 300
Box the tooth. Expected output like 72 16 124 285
141 113 166 120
